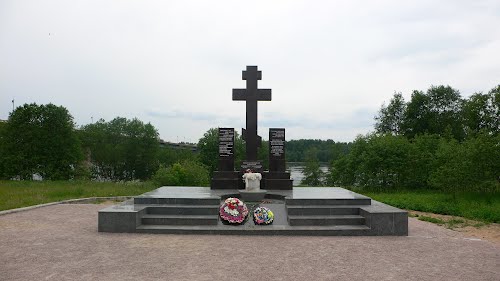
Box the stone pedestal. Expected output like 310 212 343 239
239 190 267 201
264 171 293 190
211 171 239 189
245 178 261 191
243 172 262 191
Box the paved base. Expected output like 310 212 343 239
239 189 267 201
0 204 498 281
99 186 407 235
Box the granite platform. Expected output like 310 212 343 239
98 186 408 236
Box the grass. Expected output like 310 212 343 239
411 213 489 229
357 189 500 223
0 180 157 211
417 215 445 225
2 181 499 225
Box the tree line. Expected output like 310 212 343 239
0 103 208 186
1 82 498 193
325 84 499 192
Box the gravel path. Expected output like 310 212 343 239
0 204 498 281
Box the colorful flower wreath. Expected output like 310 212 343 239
219 197 249 224
253 206 274 225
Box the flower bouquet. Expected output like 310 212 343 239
253 206 274 225
219 197 249 224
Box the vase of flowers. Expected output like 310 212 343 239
219 197 249 224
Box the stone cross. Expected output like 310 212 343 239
232 66 271 161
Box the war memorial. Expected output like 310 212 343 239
98 66 408 236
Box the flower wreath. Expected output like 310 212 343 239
253 206 274 225
219 197 249 224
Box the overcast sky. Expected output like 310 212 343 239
1 1 499 142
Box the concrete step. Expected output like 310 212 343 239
146 205 219 215
134 197 220 205
286 205 360 215
287 215 366 226
141 214 218 226
136 224 371 236
286 198 371 206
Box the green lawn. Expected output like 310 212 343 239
0 180 157 211
1 181 499 224
358 190 500 223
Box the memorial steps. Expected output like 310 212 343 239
136 197 220 226
99 186 407 236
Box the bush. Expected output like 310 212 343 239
153 160 209 187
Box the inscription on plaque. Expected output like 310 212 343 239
269 128 286 172
218 128 235 171
270 129 285 158
241 161 263 172
218 128 235 157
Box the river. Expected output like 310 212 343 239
287 162 329 186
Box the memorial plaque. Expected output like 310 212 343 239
269 128 286 172
240 161 263 173
218 128 234 158
218 128 235 171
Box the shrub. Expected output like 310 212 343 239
152 160 210 187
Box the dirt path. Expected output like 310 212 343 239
408 210 500 246
0 204 498 281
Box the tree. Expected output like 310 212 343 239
157 146 197 168
328 136 366 187
286 139 351 162
197 128 221 177
302 147 325 186
430 132 500 193
406 134 441 189
197 128 245 176
0 121 8 178
2 103 82 180
463 86 500 136
375 92 406 135
359 135 411 190
80 117 159 180
257 140 269 170
152 160 210 187
403 86 464 140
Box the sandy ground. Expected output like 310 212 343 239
408 210 500 246
0 204 499 281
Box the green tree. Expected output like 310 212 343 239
197 128 245 176
197 128 221 177
328 136 367 187
152 160 209 186
286 139 351 162
406 134 441 189
403 86 464 140
80 117 159 180
430 132 500 193
0 121 8 178
257 140 269 170
360 135 411 190
302 147 325 186
375 92 406 135
463 86 500 136
157 146 197 168
2 103 82 180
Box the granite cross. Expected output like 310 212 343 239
232 66 272 161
